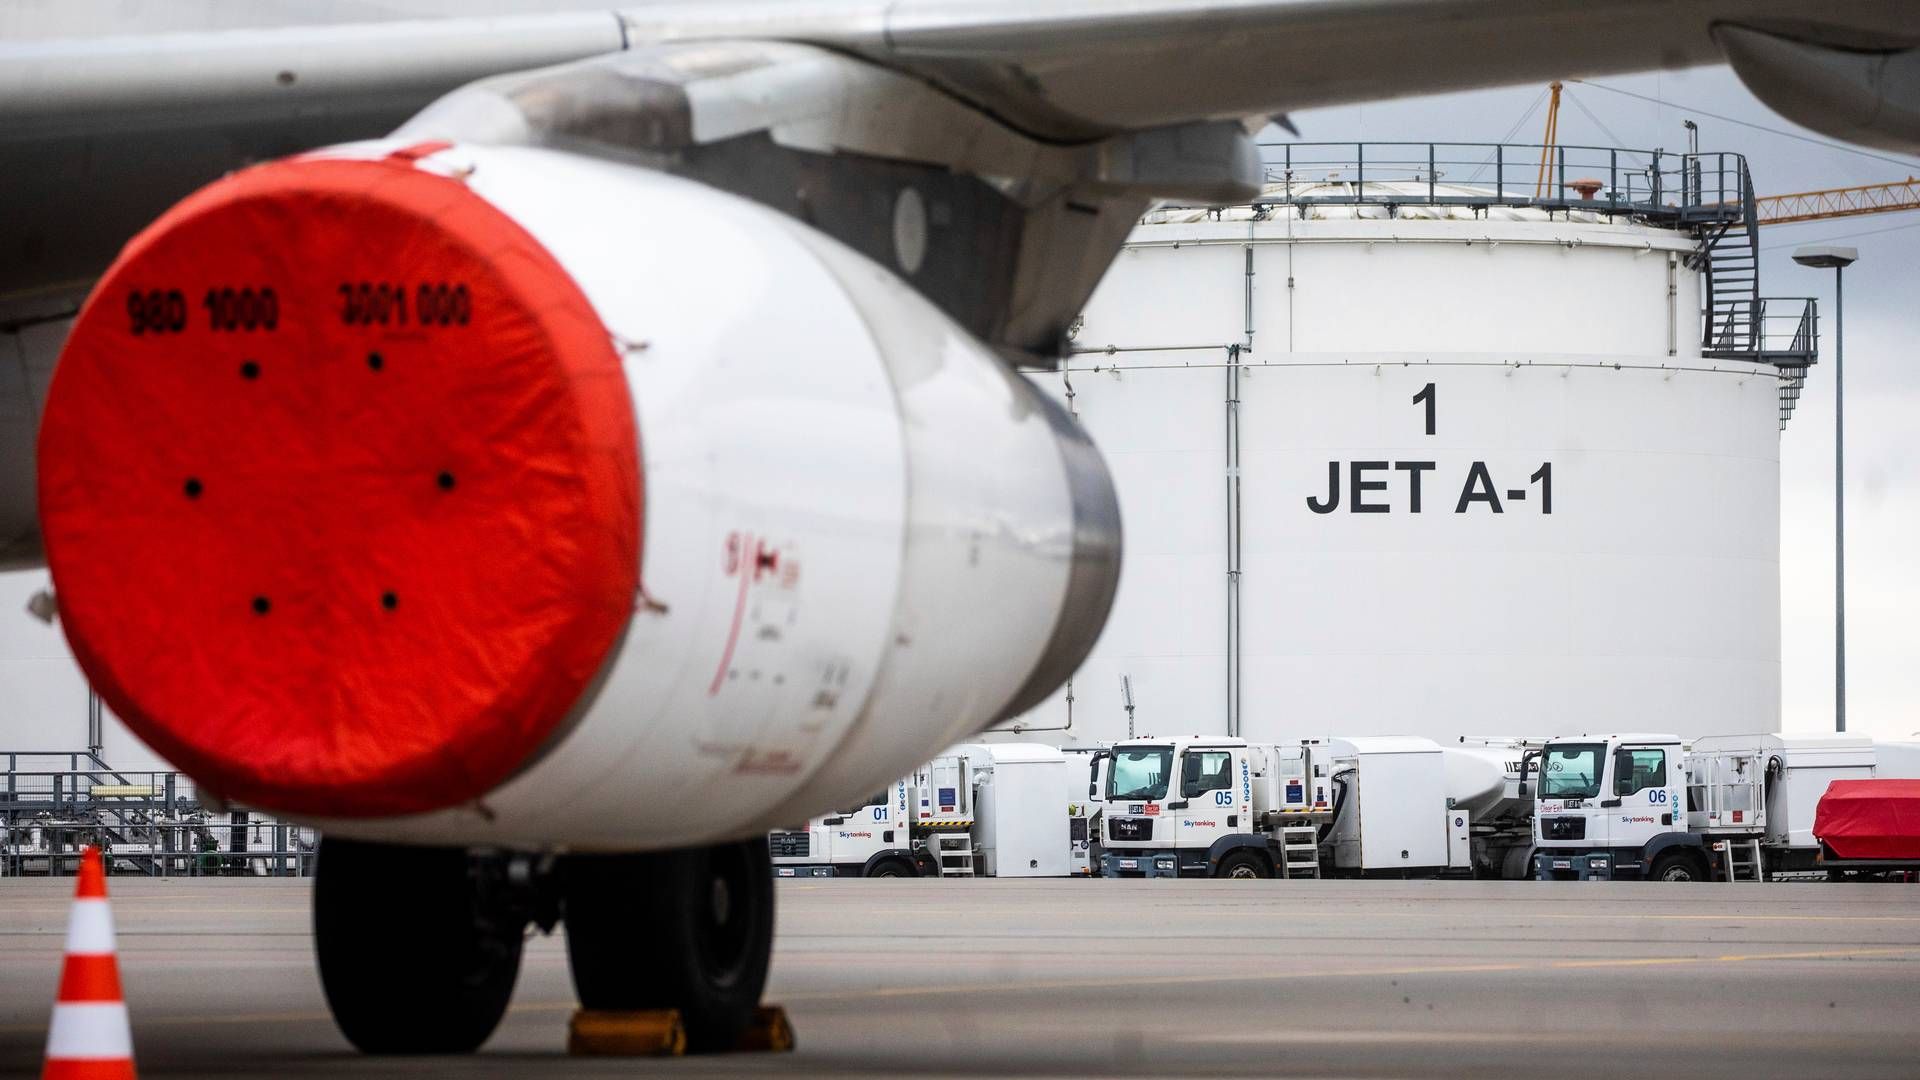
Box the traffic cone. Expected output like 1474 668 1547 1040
42 846 136 1080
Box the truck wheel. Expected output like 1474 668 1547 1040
314 838 524 1054
1648 851 1705 882
866 857 915 878
1214 851 1272 879
564 838 773 1052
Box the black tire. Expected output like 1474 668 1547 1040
313 838 524 1054
1214 851 1273 880
1648 851 1706 883
564 838 773 1052
865 857 915 878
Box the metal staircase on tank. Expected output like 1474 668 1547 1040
1683 152 1818 429
1695 168 1760 356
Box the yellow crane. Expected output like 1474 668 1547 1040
1534 81 1563 199
1750 178 1920 225
1533 80 1919 228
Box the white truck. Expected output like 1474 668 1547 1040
770 752 974 878
1530 733 1918 881
1060 744 1109 876
769 742 1072 878
1097 735 1531 879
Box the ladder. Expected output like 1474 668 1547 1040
1721 838 1765 882
1278 825 1321 879
927 832 975 877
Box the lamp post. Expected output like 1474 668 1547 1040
1792 245 1859 733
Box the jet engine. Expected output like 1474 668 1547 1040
36 140 1120 849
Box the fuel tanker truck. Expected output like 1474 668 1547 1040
1532 733 1920 881
1097 735 1543 879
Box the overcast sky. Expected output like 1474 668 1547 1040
2 62 1915 768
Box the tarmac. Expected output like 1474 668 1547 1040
2 876 1918 1078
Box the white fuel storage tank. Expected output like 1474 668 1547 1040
1011 144 1813 747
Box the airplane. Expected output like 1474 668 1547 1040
2 0 1915 1057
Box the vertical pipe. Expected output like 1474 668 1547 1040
87 691 102 756
1285 193 1297 353
1225 345 1243 738
1835 266 1846 733
1666 253 1677 357
1244 225 1256 350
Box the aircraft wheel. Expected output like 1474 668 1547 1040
564 838 773 1052
314 838 524 1054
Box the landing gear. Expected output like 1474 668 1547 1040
313 838 525 1054
312 835 777 1057
562 837 774 1052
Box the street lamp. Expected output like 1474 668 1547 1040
1792 244 1859 734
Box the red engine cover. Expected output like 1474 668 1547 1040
37 147 640 818
1814 779 1920 861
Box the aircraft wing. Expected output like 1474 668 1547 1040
6 1 1918 143
3 0 1918 568
655 0 1920 144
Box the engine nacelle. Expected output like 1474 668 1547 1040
37 141 1119 849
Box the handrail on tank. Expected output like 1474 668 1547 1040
1704 297 1819 364
1249 141 1748 223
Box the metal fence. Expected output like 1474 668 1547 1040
1254 142 1750 222
2 751 316 877
1703 296 1819 360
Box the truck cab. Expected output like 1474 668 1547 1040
1099 736 1269 878
1533 734 1697 880
771 753 977 878
770 779 921 878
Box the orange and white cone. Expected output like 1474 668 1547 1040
43 846 136 1080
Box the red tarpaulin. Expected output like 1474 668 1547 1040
1814 779 1920 861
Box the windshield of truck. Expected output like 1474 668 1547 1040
1107 747 1173 801
1541 743 1604 800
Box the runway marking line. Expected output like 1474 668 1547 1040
0 1000 582 1037
783 908 1920 924
778 946 1920 1004
2 949 1913 1038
